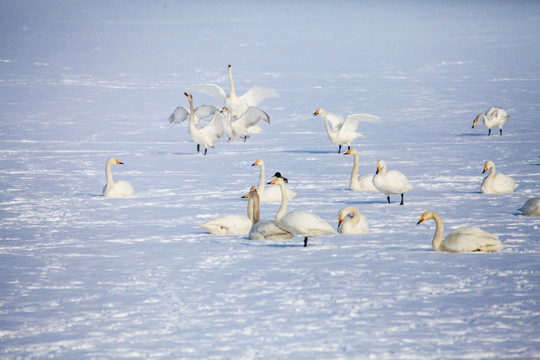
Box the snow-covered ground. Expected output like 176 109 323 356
1 1 539 358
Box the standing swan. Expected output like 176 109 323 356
372 160 414 205
472 107 509 136
337 206 369 234
190 64 278 118
519 197 540 216
103 157 134 197
247 187 294 241
171 92 235 155
417 211 505 252
200 189 255 235
269 175 335 247
313 108 380 153
251 159 297 202
343 148 377 191
480 160 518 194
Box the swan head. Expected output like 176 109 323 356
184 92 192 99
313 108 324 117
482 160 494 173
375 160 385 174
268 176 288 185
417 211 434 225
107 157 123 166
252 159 264 167
344 148 357 156
220 107 229 113
241 186 258 198
472 113 484 128
338 207 357 225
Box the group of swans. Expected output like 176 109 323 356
472 107 509 136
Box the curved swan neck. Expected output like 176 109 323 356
228 65 236 97
430 213 444 251
320 110 336 140
275 181 288 221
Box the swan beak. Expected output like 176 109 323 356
251 160 260 166
184 92 191 97
241 193 249 198
344 149 352 155
115 159 123 165
268 178 278 185
375 165 381 174
313 109 320 116
482 165 488 173
338 216 343 225
417 216 424 225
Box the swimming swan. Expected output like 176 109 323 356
313 107 380 153
343 148 377 191
269 176 335 247
472 107 509 136
247 187 294 241
417 211 505 252
480 160 518 194
214 106 271 142
519 197 540 216
103 157 134 197
200 188 255 235
372 160 414 205
251 159 297 202
190 64 278 118
337 206 369 234
171 92 235 155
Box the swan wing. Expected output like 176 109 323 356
168 106 190 124
194 104 221 120
236 106 271 127
204 111 236 140
325 112 345 131
240 86 279 107
340 114 380 134
443 226 502 252
249 220 294 241
191 83 228 103
201 214 252 235
279 211 336 237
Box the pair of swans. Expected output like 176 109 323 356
169 92 235 155
472 107 509 136
481 160 518 194
519 197 540 216
373 160 414 205
103 157 134 197
343 148 377 191
191 64 278 119
417 211 505 252
313 108 380 153
251 159 297 202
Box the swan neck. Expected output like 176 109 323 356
188 96 196 130
320 111 334 138
431 213 444 251
105 162 114 188
228 66 236 97
258 163 265 191
251 193 260 225
247 195 254 221
275 182 288 221
351 151 359 178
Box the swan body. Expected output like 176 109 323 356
480 160 518 194
191 64 278 118
337 206 369 234
215 107 271 141
200 189 255 235
251 159 297 202
172 92 235 155
519 197 540 216
372 160 414 205
247 187 294 241
269 176 335 247
344 148 377 191
472 107 509 136
103 157 134 197
417 211 505 252
313 107 380 153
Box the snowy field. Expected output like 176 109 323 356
1 1 539 359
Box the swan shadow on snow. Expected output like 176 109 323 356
283 149 342 155
458 133 485 137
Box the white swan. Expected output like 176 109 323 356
472 107 509 136
313 107 380 153
251 159 297 202
170 92 235 155
190 64 278 118
103 157 134 197
337 206 369 234
480 160 518 194
372 160 414 205
200 189 255 235
519 197 540 216
168 102 220 128
343 148 377 191
417 211 505 252
247 187 294 241
214 106 271 142
269 176 335 247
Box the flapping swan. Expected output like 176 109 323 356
480 160 518 194
269 175 335 247
343 148 377 191
200 189 255 235
519 197 540 216
214 106 271 142
337 206 369 234
417 211 505 252
251 159 297 202
472 107 509 136
247 187 294 241
168 103 220 128
372 160 414 205
103 157 134 197
171 92 235 155
190 64 278 118
313 108 380 153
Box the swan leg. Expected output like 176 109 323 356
204 147 208 155
197 144 200 154
386 196 391 204
400 193 404 205
488 129 491 136
338 145 342 154
304 237 308 247
499 128 503 136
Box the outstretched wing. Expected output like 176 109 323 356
194 104 221 120
204 111 236 140
190 83 228 103
240 86 279 107
340 114 380 134
236 106 271 128
168 106 189 124
325 112 345 131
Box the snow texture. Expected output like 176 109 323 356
0 1 539 359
